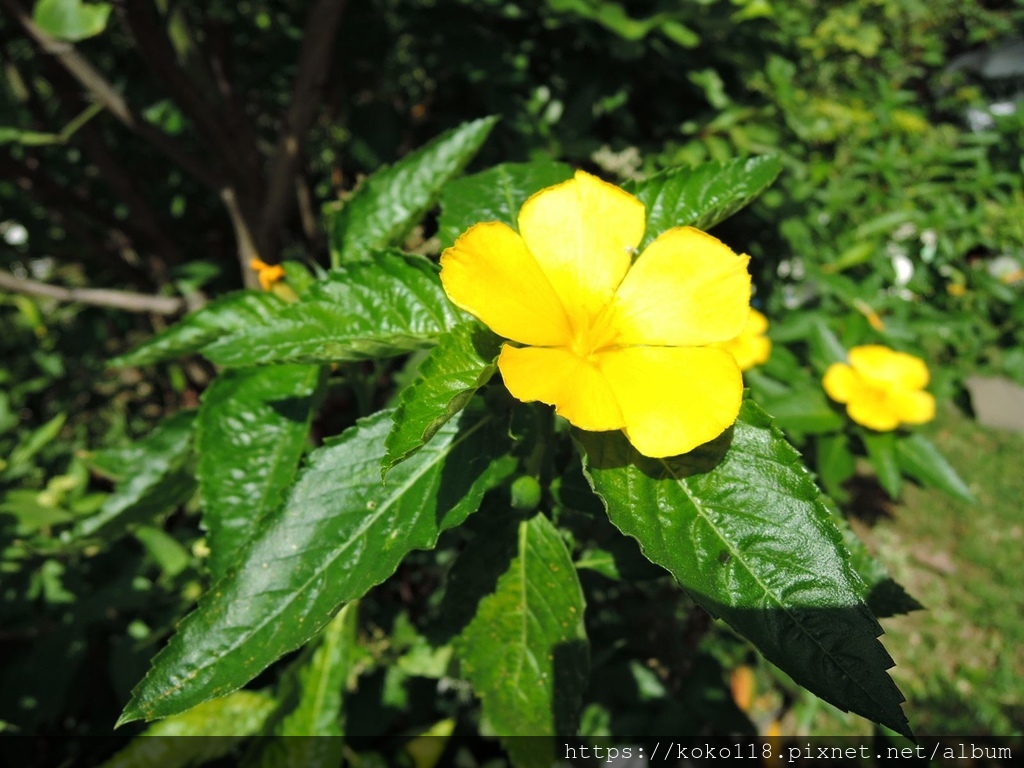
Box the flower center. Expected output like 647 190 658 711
568 306 618 360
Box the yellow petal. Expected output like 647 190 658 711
517 170 645 327
597 346 742 457
603 227 751 347
889 389 936 425
498 345 625 432
846 396 901 432
440 222 572 346
848 345 929 391
822 363 861 404
723 333 772 372
747 308 769 335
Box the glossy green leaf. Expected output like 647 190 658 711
203 253 463 367
33 0 111 42
454 514 588 766
119 408 511 724
197 365 323 579
383 322 502 477
329 116 498 264
437 161 574 249
76 412 196 540
896 433 974 502
627 155 782 248
111 292 284 368
862 431 902 499
100 692 275 768
577 400 911 738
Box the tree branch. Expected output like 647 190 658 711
260 0 348 252
0 269 186 315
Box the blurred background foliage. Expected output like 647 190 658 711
1 0 1023 762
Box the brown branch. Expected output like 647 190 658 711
0 0 219 190
0 269 186 315
260 0 348 253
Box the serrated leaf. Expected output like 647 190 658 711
197 365 323 580
454 514 588 766
437 161 575 249
111 292 284 367
628 156 781 248
896 432 973 502
119 408 511 724
862 430 902 499
330 117 498 264
577 400 911 739
76 412 196 540
99 691 275 768
383 322 502 476
203 252 463 367
33 0 111 42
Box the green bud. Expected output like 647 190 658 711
510 475 542 511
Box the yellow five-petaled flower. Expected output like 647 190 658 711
439 170 752 458
823 345 935 431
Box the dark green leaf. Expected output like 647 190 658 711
628 155 782 249
76 412 196 540
197 365 323 579
383 322 501 477
111 292 284 368
896 433 974 502
454 514 588 765
119 408 511 724
862 431 902 499
33 0 111 42
577 400 911 738
203 253 463 367
329 117 498 264
437 161 574 249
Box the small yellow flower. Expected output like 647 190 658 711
717 308 771 371
440 170 751 458
946 282 966 297
822 345 935 431
250 258 286 291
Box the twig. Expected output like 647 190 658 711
0 269 186 315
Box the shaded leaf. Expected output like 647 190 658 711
329 117 498 264
203 253 463 367
383 322 502 477
577 400 911 738
119 408 511 723
197 365 323 580
896 432 973 502
437 161 574 249
111 292 284 367
628 155 782 248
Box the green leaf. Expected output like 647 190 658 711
202 253 463 367
383 322 502 477
197 365 323 580
329 116 498 264
33 0 111 42
119 408 511 724
454 514 588 766
100 692 275 768
577 400 911 738
760 389 844 434
862 431 902 499
76 412 196 540
809 319 848 370
4 412 67 476
628 155 782 249
437 161 575 249
111 292 284 367
815 433 856 501
896 432 974 502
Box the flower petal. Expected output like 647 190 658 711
889 389 936 425
848 345 929 391
440 222 572 346
597 346 742 457
603 227 751 347
823 363 862 404
517 170 645 326
498 345 625 432
846 397 901 432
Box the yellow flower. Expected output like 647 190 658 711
717 308 771 371
250 258 286 291
822 345 935 431
439 170 751 458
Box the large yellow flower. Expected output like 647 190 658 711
439 170 751 458
822 345 935 431
717 308 771 371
